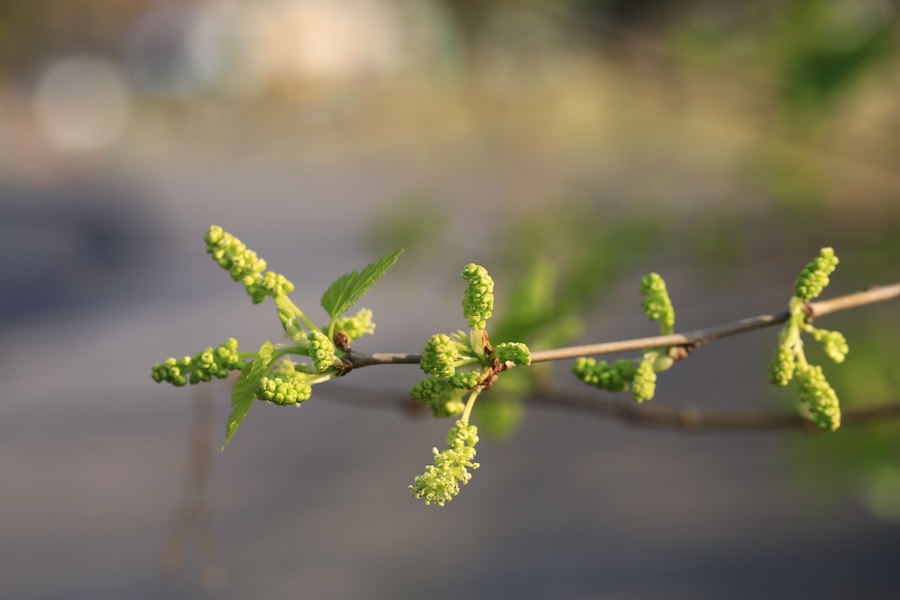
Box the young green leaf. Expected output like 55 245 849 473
223 341 275 449
321 249 403 318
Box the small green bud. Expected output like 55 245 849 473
794 247 839 302
631 356 657 403
796 365 841 431
410 420 480 507
307 330 336 372
421 333 459 378
810 328 848 364
639 273 675 335
653 354 675 372
494 342 531 366
332 308 375 341
461 263 494 329
768 344 796 387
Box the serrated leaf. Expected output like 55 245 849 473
222 341 274 449
321 249 403 318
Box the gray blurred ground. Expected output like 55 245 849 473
1 159 898 600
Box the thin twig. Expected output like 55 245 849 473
316 383 900 432
346 282 900 368
528 388 900 432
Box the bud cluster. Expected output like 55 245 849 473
409 420 480 507
409 377 466 418
639 273 675 335
205 225 295 304
796 365 841 431
794 247 839 302
462 263 494 329
768 248 847 430
495 342 532 367
307 330 336 372
152 338 244 387
332 308 375 341
421 333 459 378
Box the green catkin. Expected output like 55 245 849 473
307 330 336 372
152 338 243 387
409 378 466 417
794 247 839 302
410 420 480 506
421 333 459 378
810 328 849 363
766 248 845 431
205 225 295 304
639 273 675 335
461 263 494 329
768 344 796 387
631 356 657 403
796 365 841 431
494 342 532 366
573 357 636 392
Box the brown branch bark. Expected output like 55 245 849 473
345 282 900 368
316 383 900 432
528 388 900 431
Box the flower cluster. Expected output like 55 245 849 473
495 342 532 367
410 420 480 507
307 330 336 372
256 376 312 406
462 263 494 329
573 356 645 396
205 225 295 304
794 247 839 302
631 356 657 403
409 377 466 418
796 365 841 431
413 264 531 421
768 248 847 430
768 343 796 387
255 359 316 406
331 308 375 341
152 338 245 387
639 273 675 335
809 328 849 364
573 353 664 402
421 333 459 378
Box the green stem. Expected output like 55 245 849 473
461 390 480 425
454 357 481 369
280 296 319 332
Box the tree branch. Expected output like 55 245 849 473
528 388 900 431
345 282 900 368
316 383 900 432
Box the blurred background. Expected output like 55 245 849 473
2 0 900 597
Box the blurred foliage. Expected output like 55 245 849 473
788 316 900 520
366 190 450 267
768 0 896 128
